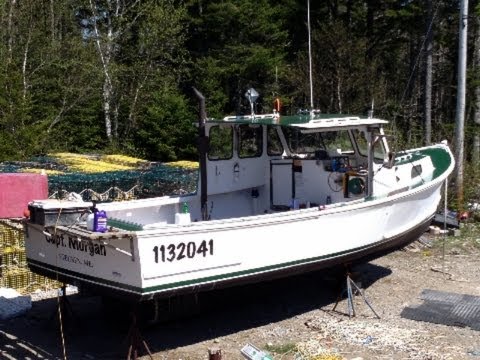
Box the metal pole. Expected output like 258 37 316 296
442 178 447 277
193 87 208 221
307 0 314 111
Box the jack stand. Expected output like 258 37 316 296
126 307 153 360
332 272 380 319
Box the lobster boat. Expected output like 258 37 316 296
24 90 454 303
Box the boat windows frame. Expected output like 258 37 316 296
207 124 234 161
281 127 357 158
282 127 328 156
352 127 388 164
267 126 284 157
237 124 264 159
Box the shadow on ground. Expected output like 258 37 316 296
0 262 391 359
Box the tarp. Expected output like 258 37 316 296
0 174 48 218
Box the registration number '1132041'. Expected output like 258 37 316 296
153 239 214 263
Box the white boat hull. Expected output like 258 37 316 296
25 173 443 301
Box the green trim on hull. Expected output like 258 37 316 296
421 147 452 180
395 146 452 181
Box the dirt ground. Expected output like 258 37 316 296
1 228 480 360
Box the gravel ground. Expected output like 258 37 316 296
1 229 479 360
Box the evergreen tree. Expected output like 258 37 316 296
186 0 293 116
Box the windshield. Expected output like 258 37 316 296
282 128 353 155
352 128 386 163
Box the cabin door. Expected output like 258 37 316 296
206 123 267 196
270 160 293 208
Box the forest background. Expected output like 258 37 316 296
0 0 479 203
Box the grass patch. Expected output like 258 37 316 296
431 222 480 254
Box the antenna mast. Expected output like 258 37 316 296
307 0 314 111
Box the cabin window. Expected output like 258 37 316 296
282 128 353 156
352 129 385 163
267 127 283 156
322 131 354 154
353 129 368 155
208 125 233 160
238 124 263 158
283 128 324 154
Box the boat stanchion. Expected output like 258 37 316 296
126 305 153 360
332 272 380 319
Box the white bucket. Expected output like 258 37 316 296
175 213 191 225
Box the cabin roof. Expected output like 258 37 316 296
209 114 388 128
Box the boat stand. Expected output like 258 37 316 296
332 272 380 319
126 307 153 360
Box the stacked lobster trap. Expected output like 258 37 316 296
0 219 59 293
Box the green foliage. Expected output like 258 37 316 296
464 159 480 206
0 0 477 209
133 86 196 161
431 223 480 254
187 0 290 115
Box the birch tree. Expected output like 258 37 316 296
85 0 141 140
78 0 187 143
454 0 468 210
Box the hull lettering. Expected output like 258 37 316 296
68 237 107 257
153 239 214 263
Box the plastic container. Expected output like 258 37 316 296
86 213 95 231
94 210 108 232
87 210 108 232
175 202 191 224
175 213 191 225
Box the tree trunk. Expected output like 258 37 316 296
126 74 148 136
89 0 113 140
454 0 468 210
365 0 377 59
336 71 342 113
346 0 352 31
424 0 433 145
474 12 480 164
50 0 55 42
7 0 17 63
102 78 113 139
22 27 32 103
